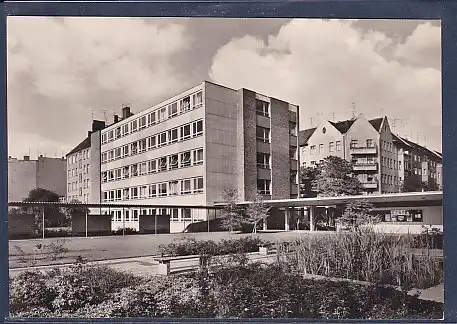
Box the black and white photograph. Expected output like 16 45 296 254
7 16 443 320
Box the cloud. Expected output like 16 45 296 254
394 22 441 69
7 17 192 158
209 19 442 151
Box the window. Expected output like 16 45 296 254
256 126 270 143
158 132 167 147
139 139 147 153
124 210 130 221
170 154 179 170
115 189 122 201
159 183 168 196
181 151 192 167
194 177 204 193
182 208 192 220
131 164 138 177
158 107 167 121
101 172 107 183
302 147 307 156
102 191 108 202
180 97 190 113
169 102 178 117
147 136 156 150
122 145 129 158
139 162 147 175
171 208 179 221
115 127 121 139
181 179 192 194
123 188 130 200
159 157 168 171
350 140 358 148
131 119 138 132
122 123 129 136
180 124 191 140
169 181 179 195
257 179 271 195
310 145 316 155
168 128 178 143
115 147 121 160
257 153 270 169
329 142 335 152
131 142 138 155
87 150 90 159
193 149 203 165
366 139 374 147
289 122 297 136
148 160 157 173
290 148 297 159
139 185 147 198
149 184 157 197
131 187 138 199
148 111 156 126
336 141 341 151
256 99 270 117
192 120 203 137
108 170 114 182
101 152 107 164
108 130 114 142
115 169 122 180
290 171 297 184
123 166 130 179
132 210 139 221
319 144 324 154
139 116 147 129
102 133 107 144
192 92 202 108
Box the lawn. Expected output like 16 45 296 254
9 231 315 268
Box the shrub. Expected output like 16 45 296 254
158 236 270 257
44 239 69 261
112 228 137 235
412 226 443 249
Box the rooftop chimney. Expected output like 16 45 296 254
92 120 106 132
23 155 30 161
88 131 91 137
114 114 119 123
122 106 131 119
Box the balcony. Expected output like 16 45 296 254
361 180 378 189
289 135 298 147
290 159 298 171
257 167 272 180
289 111 297 123
353 163 377 171
350 146 377 155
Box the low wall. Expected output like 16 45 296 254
139 215 170 234
72 214 112 236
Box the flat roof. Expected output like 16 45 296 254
219 191 443 208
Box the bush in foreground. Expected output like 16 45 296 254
10 259 442 319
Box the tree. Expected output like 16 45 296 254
21 188 66 229
338 199 378 231
402 176 425 193
245 193 270 234
299 166 319 198
62 199 90 226
312 156 363 197
423 178 440 192
220 189 243 233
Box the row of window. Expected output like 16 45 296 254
378 209 423 223
68 149 91 165
68 179 91 192
102 176 204 202
305 141 342 156
101 120 203 164
381 174 398 186
68 164 90 178
110 208 205 223
350 139 375 149
102 148 204 183
101 92 203 145
380 140 393 152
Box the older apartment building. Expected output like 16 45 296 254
299 113 442 195
300 114 400 194
8 155 67 201
100 81 300 232
66 120 106 203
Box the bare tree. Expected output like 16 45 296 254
220 188 243 233
245 193 270 234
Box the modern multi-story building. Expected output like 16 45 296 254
66 120 106 203
299 113 442 195
100 81 300 232
8 155 67 201
393 134 442 190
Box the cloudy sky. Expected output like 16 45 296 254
7 17 441 159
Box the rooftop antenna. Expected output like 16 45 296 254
310 117 314 127
352 102 356 119
416 133 420 144
91 108 94 120
331 113 335 122
424 135 427 147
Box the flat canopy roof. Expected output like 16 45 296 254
217 191 443 208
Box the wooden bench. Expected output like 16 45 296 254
153 254 211 275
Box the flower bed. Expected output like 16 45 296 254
9 259 442 319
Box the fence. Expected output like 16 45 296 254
7 201 224 240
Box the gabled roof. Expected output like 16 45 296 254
298 128 316 146
66 136 91 156
329 119 355 134
394 135 442 161
368 117 384 132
